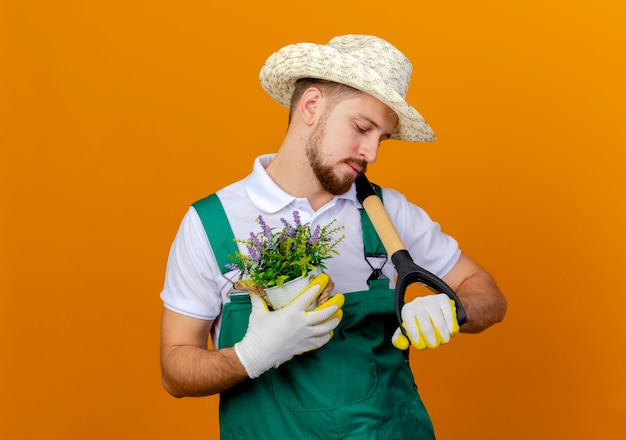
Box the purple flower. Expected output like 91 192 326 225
292 210 302 228
309 225 321 244
246 244 260 262
249 231 262 247
257 215 272 240
225 263 239 271
280 217 296 237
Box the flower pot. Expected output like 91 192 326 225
264 268 322 311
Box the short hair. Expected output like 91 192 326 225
288 78 361 122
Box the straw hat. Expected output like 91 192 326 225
259 34 435 142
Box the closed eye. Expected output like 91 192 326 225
355 124 368 134
355 114 393 140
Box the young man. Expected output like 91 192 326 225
160 35 507 439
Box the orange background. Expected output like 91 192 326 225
2 1 625 439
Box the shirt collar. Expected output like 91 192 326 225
244 154 361 213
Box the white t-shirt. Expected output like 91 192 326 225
160 154 461 345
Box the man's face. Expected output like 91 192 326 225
306 92 398 195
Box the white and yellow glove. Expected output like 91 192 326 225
234 273 344 379
392 293 460 350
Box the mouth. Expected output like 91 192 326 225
345 160 367 175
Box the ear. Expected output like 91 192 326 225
298 87 324 126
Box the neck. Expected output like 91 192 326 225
266 137 333 211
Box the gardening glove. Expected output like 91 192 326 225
391 294 460 351
234 273 345 379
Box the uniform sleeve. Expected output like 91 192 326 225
382 188 461 279
160 207 225 320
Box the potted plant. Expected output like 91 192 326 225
227 211 344 309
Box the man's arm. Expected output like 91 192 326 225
160 274 345 398
160 308 248 398
442 252 507 333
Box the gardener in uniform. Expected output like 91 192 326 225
160 34 507 439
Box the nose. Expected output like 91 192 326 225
358 137 380 164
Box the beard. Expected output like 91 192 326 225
305 119 368 195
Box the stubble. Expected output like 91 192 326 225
305 118 367 196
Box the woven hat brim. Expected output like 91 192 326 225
260 43 436 142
